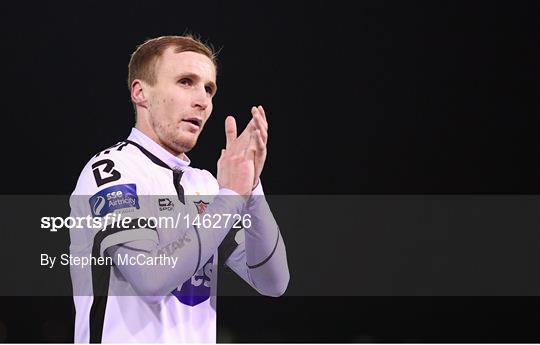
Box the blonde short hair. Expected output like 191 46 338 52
127 35 217 90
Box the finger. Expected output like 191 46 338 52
244 129 258 160
254 129 266 154
257 105 268 131
225 116 237 149
258 105 267 122
252 107 268 132
252 111 268 145
256 114 268 145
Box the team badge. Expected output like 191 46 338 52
193 200 209 214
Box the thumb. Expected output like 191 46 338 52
225 116 237 149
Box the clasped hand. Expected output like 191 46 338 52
217 105 268 198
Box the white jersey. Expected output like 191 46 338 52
69 128 242 343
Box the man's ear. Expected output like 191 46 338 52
131 79 148 109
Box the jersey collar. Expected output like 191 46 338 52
127 128 191 170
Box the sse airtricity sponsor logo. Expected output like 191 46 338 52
89 184 140 217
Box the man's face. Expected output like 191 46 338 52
142 48 217 156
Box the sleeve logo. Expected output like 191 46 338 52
158 198 175 211
92 159 121 187
89 184 140 217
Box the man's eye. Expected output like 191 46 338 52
179 78 192 86
205 86 214 95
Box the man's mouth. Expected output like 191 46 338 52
182 117 202 128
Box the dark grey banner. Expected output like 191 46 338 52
1 195 539 296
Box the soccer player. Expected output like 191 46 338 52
69 35 289 343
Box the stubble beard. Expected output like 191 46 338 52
153 120 198 157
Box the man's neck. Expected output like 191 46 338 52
134 122 188 162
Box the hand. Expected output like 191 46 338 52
219 106 268 188
216 116 259 198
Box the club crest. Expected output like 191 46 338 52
193 200 209 214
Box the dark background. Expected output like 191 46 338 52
0 0 539 342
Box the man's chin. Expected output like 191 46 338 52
172 138 197 153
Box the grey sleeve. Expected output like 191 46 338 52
224 183 290 297
105 190 245 303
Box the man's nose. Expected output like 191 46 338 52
192 86 210 110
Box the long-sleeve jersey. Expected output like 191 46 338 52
69 127 289 343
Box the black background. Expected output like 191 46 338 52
0 0 539 342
